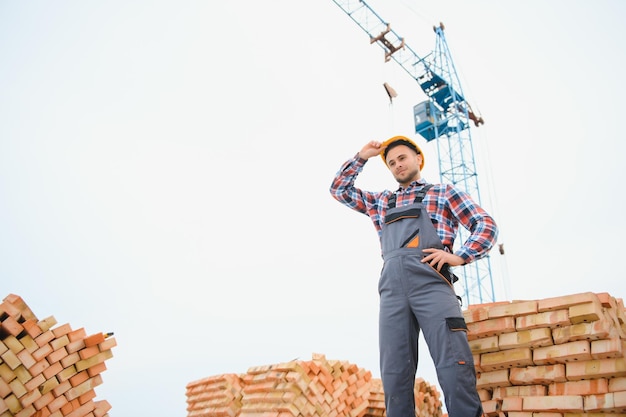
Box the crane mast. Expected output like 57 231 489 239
332 0 496 306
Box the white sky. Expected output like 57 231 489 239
2 1 626 416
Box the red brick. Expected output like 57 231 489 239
3 294 36 320
0 300 22 317
97 337 116 351
14 364 31 384
516 309 570 330
4 393 21 414
492 385 547 398
501 396 523 412
36 316 57 333
57 364 77 382
16 348 36 369
538 292 600 312
51 323 72 338
480 347 533 372
469 336 499 354
476 369 510 390
532 340 591 365
86 362 107 378
66 339 85 354
69 371 89 387
19 388 42 408
38 377 59 395
467 316 516 339
33 390 54 411
84 333 105 347
566 358 626 380
67 328 86 343
78 388 96 404
9 377 27 398
4 335 24 353
487 300 538 319
21 319 42 338
49 335 69 351
608 376 626 392
583 392 626 413
569 300 604 324
42 361 63 380
482 398 502 415
0 362 15 383
75 349 113 372
1 315 24 337
65 374 103 401
463 306 489 323
52 379 72 397
60 399 79 415
552 319 613 345
46 346 68 364
34 331 55 348
93 399 111 417
60 352 80 368
78 345 99 360
614 391 626 409
591 338 623 359
65 400 95 417
24 373 45 392
498 328 552 350
14 404 36 417
32 343 53 362
1 349 21 370
0 378 11 398
522 395 583 412
47 392 68 413
509 364 567 385
549 379 608 395
19 334 38 354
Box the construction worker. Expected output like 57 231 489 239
329 135 498 417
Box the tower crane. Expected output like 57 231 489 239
332 0 496 306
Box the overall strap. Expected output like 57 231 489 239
387 183 433 209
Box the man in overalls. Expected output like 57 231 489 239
329 135 498 417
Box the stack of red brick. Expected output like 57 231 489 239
186 353 443 417
0 294 116 417
466 291 626 415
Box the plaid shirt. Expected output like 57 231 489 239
329 154 498 263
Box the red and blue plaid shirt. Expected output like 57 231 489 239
330 154 498 263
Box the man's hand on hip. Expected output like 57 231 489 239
421 248 465 271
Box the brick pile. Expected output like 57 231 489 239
186 353 443 417
0 294 116 417
466 291 626 415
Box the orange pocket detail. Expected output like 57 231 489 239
405 236 420 248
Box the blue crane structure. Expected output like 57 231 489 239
332 0 496 306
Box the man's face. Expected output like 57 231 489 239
385 144 422 187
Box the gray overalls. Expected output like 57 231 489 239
378 185 483 417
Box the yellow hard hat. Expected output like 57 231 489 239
380 135 424 169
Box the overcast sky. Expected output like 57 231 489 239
2 1 626 416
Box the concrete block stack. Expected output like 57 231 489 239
186 353 443 417
0 294 116 417
465 291 626 416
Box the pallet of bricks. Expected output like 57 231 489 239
0 294 116 417
186 353 444 417
465 291 626 416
